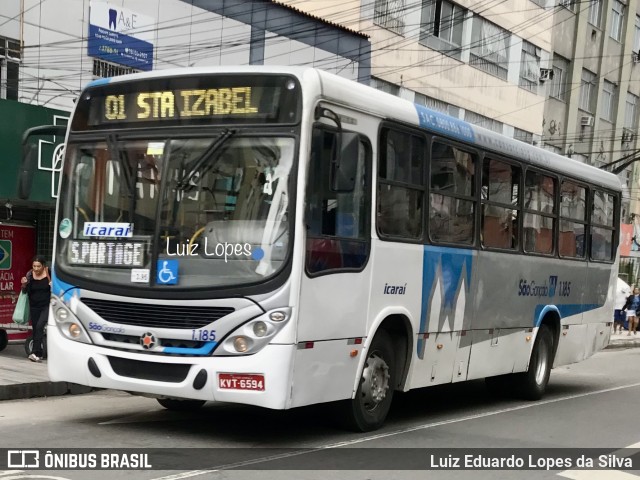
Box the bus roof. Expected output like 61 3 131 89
86 66 622 192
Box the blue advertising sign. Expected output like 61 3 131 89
88 1 154 72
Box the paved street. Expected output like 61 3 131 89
1 346 639 480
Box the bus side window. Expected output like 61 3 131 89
590 189 615 261
377 128 424 239
429 142 476 245
559 181 586 258
523 171 556 255
481 158 520 249
305 127 370 275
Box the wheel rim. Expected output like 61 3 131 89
360 353 390 412
534 338 549 385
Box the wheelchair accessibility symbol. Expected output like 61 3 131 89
157 260 178 285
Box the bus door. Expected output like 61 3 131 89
291 107 374 407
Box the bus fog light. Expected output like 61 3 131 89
55 308 69 321
233 337 249 353
269 311 286 322
253 321 267 337
68 323 82 338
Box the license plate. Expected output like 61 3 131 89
218 373 265 391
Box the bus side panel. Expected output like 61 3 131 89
553 323 588 367
466 328 532 380
408 332 458 388
289 339 364 408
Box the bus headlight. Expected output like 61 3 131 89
214 307 292 356
50 296 92 345
55 308 69 322
68 323 82 338
253 321 268 337
233 337 250 353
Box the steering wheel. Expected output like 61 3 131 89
189 227 206 251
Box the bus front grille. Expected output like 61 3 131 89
81 298 234 329
107 356 191 383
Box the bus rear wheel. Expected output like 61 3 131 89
157 398 206 411
514 324 553 400
343 330 395 432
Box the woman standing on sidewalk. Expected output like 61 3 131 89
622 287 640 336
20 256 51 362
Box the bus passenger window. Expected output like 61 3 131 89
481 159 519 249
377 129 424 239
559 181 586 258
523 171 556 255
590 190 615 261
429 142 476 245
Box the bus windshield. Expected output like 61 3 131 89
56 134 294 289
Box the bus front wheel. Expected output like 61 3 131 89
157 398 206 411
343 330 395 432
514 324 553 400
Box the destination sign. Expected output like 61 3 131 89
69 241 146 267
103 87 259 122
73 74 300 129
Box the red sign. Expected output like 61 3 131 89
0 224 36 326
620 224 633 257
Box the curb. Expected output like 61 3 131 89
0 382 93 401
605 341 640 350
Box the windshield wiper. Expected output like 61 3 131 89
175 129 235 191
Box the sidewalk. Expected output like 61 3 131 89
1 330 639 402
0 344 92 401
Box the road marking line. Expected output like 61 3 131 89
558 470 639 479
149 381 640 480
557 441 640 479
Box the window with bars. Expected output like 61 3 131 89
559 0 577 12
579 69 596 112
634 15 640 52
374 0 406 35
514 128 533 144
0 36 21 100
419 0 466 59
549 55 569 102
600 80 616 122
519 40 541 93
414 92 460 117
92 59 140 78
470 16 510 81
610 0 625 42
465 110 503 134
371 76 400 96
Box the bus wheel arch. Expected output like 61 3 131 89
514 311 560 400
341 315 412 432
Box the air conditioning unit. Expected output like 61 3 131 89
581 116 594 127
539 68 554 82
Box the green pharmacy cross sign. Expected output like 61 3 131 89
0 240 11 270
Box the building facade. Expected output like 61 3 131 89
0 0 370 261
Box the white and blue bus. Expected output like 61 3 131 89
22 67 621 431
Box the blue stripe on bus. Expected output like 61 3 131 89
418 246 474 358
415 104 475 143
87 78 111 87
534 303 603 327
162 341 217 355
51 268 81 303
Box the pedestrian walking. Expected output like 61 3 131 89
20 256 51 362
622 287 640 336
